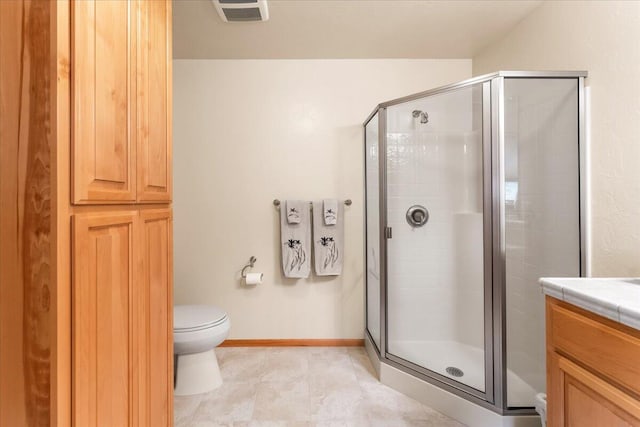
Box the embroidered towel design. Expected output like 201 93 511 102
284 239 306 273
286 200 304 224
280 201 311 278
323 199 338 225
319 236 339 269
312 201 344 276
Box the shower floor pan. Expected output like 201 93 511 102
389 340 538 406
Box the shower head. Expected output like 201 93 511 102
412 110 429 124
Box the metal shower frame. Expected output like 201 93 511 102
362 70 588 415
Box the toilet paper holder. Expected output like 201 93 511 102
241 256 257 278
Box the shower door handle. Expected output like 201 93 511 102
385 227 392 239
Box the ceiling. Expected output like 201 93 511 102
173 0 542 59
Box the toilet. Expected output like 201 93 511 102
173 305 231 396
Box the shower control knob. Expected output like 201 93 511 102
406 205 429 227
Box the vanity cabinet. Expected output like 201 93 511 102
546 297 640 426
72 0 172 204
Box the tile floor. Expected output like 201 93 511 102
174 346 465 427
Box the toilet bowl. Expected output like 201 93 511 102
173 305 231 396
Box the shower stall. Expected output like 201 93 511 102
364 71 587 416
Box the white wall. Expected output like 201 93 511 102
173 59 471 339
473 1 640 276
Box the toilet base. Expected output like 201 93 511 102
174 349 222 396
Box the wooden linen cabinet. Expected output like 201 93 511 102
70 0 174 425
0 1 174 426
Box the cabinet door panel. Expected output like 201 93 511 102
137 0 172 202
137 209 173 426
72 0 136 203
549 352 640 427
549 300 640 397
73 212 137 426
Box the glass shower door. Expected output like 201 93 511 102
365 112 381 351
385 82 491 396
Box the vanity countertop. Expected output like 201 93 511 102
540 277 640 331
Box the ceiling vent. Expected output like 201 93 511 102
212 0 269 23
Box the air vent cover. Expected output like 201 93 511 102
212 0 269 22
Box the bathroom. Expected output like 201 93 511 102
1 1 640 427
173 2 639 425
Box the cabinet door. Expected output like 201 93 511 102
136 0 172 202
549 352 640 427
136 209 173 426
72 212 137 426
72 0 136 203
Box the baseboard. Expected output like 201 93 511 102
219 339 364 347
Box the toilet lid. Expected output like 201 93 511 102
174 305 228 332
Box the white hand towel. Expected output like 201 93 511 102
313 201 344 276
323 199 338 225
286 200 304 224
280 200 311 278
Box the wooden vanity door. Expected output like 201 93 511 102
72 212 137 426
72 0 136 203
136 209 173 426
549 352 640 426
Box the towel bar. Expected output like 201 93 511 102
273 199 352 207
